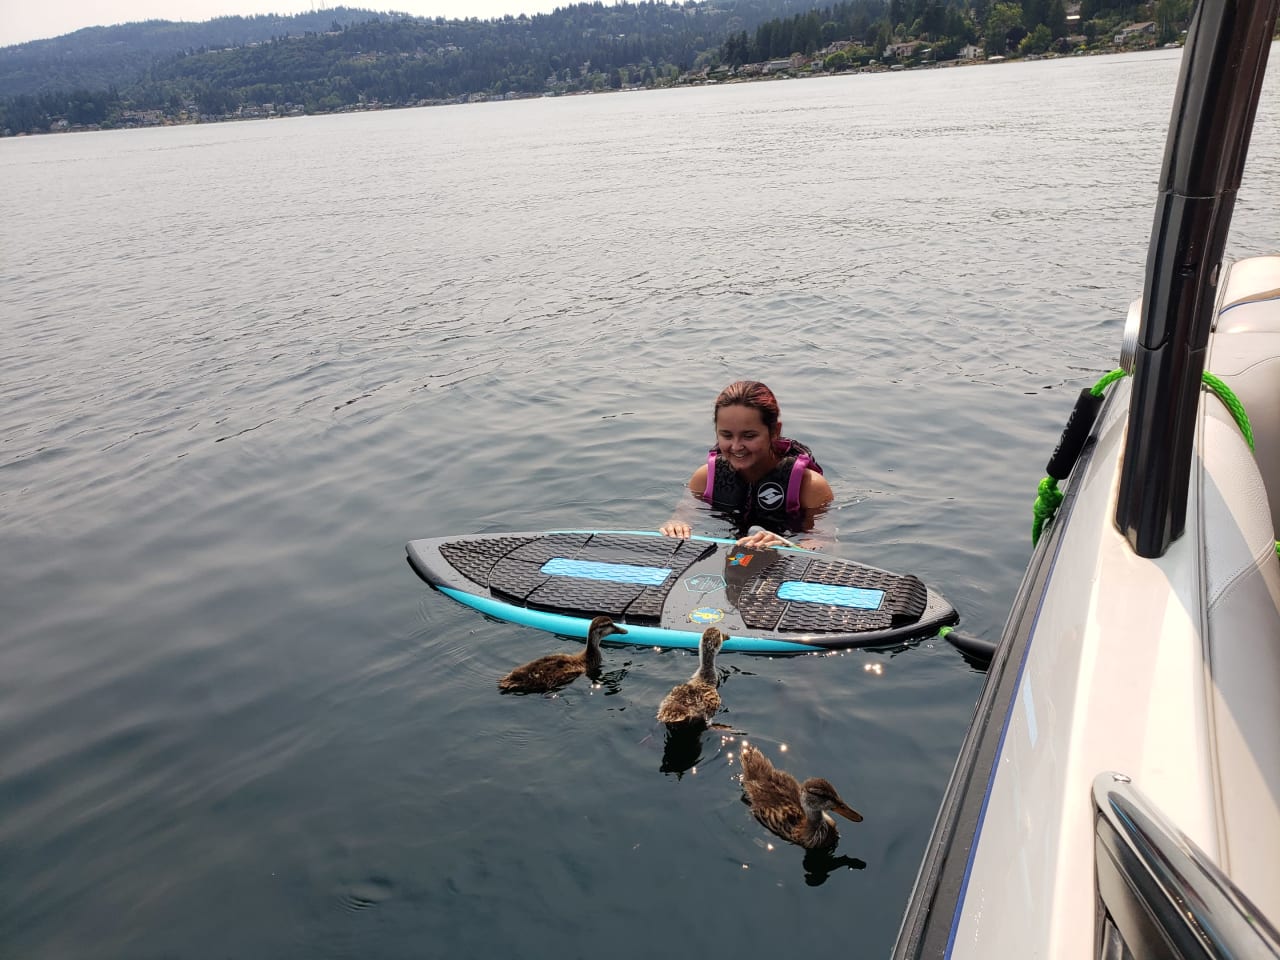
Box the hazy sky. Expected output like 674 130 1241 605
0 1 571 47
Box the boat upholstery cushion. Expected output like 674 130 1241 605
1202 313 1280 920
1211 254 1280 533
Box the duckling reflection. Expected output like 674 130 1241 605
659 725 705 776
801 848 867 887
498 616 627 693
592 662 632 696
739 742 862 850
656 627 725 728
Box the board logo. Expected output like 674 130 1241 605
756 482 785 510
685 574 726 592
689 607 725 624
727 553 753 567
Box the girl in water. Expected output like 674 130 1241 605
659 380 834 549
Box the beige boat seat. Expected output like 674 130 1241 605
1210 254 1280 533
1199 253 1280 922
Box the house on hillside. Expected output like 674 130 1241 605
884 40 924 60
1115 21 1156 43
816 39 858 56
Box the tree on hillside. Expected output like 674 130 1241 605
1019 22 1052 53
986 1 1026 54
872 17 893 54
1021 0 1048 31
1046 0 1068 36
1155 0 1191 42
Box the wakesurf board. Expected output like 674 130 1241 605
405 530 957 654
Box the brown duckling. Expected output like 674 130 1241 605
656 627 725 727
739 742 862 850
498 616 627 693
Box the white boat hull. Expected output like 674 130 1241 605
897 255 1280 959
953 257 1280 954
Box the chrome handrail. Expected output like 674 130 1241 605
1093 772 1280 959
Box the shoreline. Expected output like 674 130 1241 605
4 41 1182 139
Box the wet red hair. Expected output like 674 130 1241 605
713 381 781 431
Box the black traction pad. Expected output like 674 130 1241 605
737 554 928 634
441 533 715 622
438 535 538 587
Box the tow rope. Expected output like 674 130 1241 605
1032 368 1268 550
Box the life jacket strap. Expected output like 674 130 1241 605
787 453 811 515
702 447 718 504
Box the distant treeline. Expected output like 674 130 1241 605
0 9 413 95
0 0 1192 135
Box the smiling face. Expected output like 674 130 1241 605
715 403 780 481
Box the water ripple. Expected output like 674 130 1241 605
0 48 1277 960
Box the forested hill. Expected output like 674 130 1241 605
0 0 819 99
144 0 844 110
1 0 1187 136
0 8 404 97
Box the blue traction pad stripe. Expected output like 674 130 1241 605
541 558 672 586
778 581 885 609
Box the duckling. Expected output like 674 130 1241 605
656 627 725 727
498 616 627 693
739 742 863 850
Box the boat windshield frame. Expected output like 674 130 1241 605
1115 0 1280 558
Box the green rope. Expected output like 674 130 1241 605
1031 367 1267 548
1031 477 1065 545
1194 371 1274 556
1090 367 1128 397
1201 371 1254 451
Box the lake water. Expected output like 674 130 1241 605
3 47 1278 959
